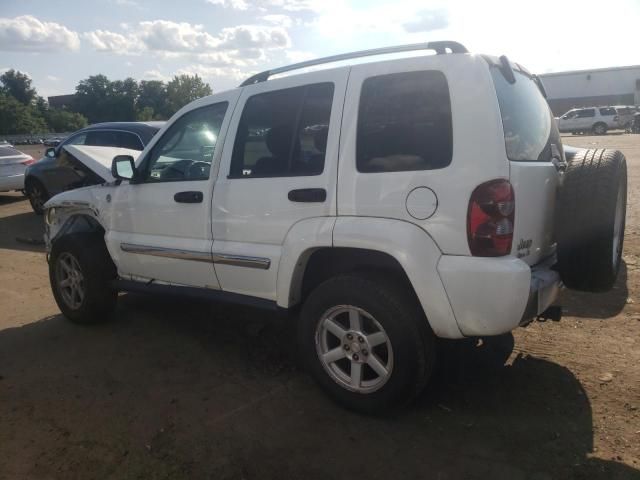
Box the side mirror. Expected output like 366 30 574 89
111 155 136 183
45 147 56 158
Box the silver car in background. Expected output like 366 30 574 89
0 145 34 193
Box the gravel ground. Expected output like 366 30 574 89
0 136 639 480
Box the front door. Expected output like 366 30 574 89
211 69 348 300
105 94 238 288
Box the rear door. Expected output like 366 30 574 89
490 66 561 265
211 68 348 300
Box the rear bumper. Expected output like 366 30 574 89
0 173 25 192
437 255 561 337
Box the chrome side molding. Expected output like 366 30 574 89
212 253 270 270
120 243 270 270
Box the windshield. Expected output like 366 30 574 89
491 68 562 162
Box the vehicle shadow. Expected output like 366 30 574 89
0 295 637 479
0 193 27 206
559 261 629 319
0 210 46 253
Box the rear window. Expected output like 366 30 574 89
599 107 616 116
491 68 561 162
356 71 452 173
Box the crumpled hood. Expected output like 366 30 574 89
62 145 140 182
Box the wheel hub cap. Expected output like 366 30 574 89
55 252 85 310
315 305 393 394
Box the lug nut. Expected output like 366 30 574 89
344 344 350 351
357 336 364 343
353 354 359 361
362 349 368 356
346 333 353 340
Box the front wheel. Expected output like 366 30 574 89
298 274 436 414
25 178 49 215
49 233 117 324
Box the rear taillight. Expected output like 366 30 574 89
21 157 35 166
467 179 515 257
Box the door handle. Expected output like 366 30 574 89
288 188 327 203
174 191 203 203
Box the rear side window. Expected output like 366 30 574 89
356 71 452 173
230 83 334 178
599 107 616 116
115 132 144 150
491 68 561 162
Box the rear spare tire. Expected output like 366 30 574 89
556 148 627 292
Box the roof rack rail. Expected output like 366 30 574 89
239 41 468 87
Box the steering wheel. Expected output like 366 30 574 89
186 161 210 180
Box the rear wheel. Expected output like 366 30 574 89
25 178 49 215
592 122 607 135
298 274 436 414
49 233 117 324
556 148 627 292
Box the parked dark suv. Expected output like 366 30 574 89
24 121 164 213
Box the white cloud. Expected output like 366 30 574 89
138 20 220 52
46 75 60 81
206 0 318 11
83 29 141 55
403 8 448 33
206 0 249 9
261 14 294 28
0 15 80 52
143 69 170 81
177 64 249 81
218 24 290 50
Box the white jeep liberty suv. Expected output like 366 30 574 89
44 42 627 413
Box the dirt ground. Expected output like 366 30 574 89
1 136 639 480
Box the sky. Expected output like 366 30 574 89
1 0 640 98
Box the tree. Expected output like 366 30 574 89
165 74 212 117
0 94 47 134
46 109 88 132
138 80 167 119
111 77 138 121
0 69 36 105
74 74 112 123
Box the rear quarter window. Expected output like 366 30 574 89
491 68 560 162
356 70 452 173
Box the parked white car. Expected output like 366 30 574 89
43 42 627 413
556 106 620 134
0 145 34 193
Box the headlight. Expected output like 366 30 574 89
45 207 56 226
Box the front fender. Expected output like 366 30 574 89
44 185 113 248
332 217 462 339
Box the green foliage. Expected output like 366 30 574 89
0 69 37 105
45 108 88 133
0 69 212 134
138 80 167 118
165 74 213 116
0 93 48 134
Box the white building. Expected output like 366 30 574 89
540 65 640 115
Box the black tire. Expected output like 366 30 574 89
49 232 118 324
556 148 627 292
592 122 607 135
298 273 436 414
25 178 49 215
